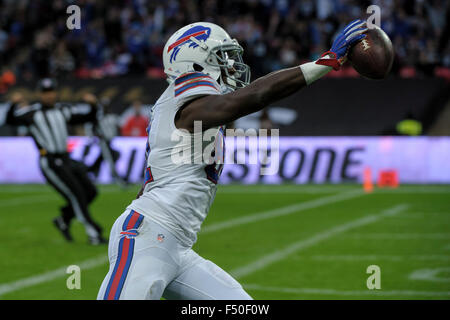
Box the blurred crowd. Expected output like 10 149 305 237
0 0 449 84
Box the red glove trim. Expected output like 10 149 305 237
315 51 341 71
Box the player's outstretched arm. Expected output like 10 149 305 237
176 66 308 131
176 20 367 132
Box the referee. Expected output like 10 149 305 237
6 78 106 245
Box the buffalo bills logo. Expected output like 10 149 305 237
167 25 211 63
120 229 139 239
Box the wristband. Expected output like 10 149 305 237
299 59 332 85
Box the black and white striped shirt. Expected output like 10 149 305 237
6 102 98 155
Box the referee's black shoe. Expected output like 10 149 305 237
53 216 73 242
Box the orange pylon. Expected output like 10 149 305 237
363 167 374 193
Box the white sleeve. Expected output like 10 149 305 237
173 72 221 109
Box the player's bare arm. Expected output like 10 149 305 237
176 66 306 131
176 20 368 132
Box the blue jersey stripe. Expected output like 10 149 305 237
175 81 218 96
175 72 209 86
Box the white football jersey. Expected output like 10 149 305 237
127 72 225 246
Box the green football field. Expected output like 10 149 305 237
0 183 449 300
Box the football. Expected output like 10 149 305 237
348 25 394 79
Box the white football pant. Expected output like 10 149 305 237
97 209 252 300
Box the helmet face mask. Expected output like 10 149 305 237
207 43 251 90
163 22 251 91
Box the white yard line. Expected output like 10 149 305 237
409 267 450 283
0 194 56 208
345 233 450 240
230 204 409 279
201 189 365 234
0 255 107 296
0 189 366 297
217 185 450 194
218 185 359 194
301 254 450 262
0 183 446 297
243 284 450 297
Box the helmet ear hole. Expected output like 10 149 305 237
193 63 204 72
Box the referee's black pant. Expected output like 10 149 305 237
88 141 120 177
39 153 103 239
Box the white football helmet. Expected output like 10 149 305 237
163 22 250 90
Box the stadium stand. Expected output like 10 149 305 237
0 0 448 80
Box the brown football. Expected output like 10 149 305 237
347 25 394 79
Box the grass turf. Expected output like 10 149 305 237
0 184 449 300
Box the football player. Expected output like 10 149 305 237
98 20 367 300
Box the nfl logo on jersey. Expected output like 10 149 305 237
157 234 165 243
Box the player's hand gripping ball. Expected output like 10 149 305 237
348 24 394 79
316 19 368 71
